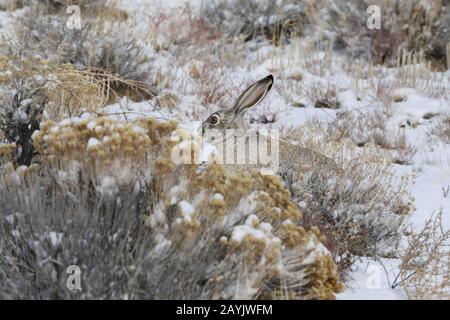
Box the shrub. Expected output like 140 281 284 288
0 58 48 165
204 0 450 67
318 0 450 68
0 0 27 10
318 109 417 165
280 125 413 274
0 50 159 165
399 211 450 299
0 116 343 299
201 0 309 44
9 0 114 14
13 2 153 99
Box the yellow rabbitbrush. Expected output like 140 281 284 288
25 116 343 299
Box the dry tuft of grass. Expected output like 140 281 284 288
305 80 343 110
318 0 450 69
315 109 417 165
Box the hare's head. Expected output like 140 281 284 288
200 75 274 134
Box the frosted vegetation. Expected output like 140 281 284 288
0 0 449 299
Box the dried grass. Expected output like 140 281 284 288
0 54 155 120
315 108 417 165
428 113 450 145
399 211 450 299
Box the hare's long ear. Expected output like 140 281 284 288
231 75 273 117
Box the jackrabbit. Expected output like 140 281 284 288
200 75 341 176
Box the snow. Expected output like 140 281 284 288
87 121 97 131
48 232 63 248
59 119 72 126
5 214 15 224
178 200 195 222
178 200 195 216
337 258 407 300
169 181 188 204
404 165 450 230
213 193 224 201
87 137 101 148
231 214 281 246
231 224 267 243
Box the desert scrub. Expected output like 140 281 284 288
280 125 413 274
0 57 48 165
203 0 450 67
0 54 105 118
12 1 153 99
318 108 417 165
9 0 125 18
398 211 450 299
0 116 343 299
316 0 450 68
0 50 154 117
428 113 450 144
303 79 343 109
201 0 311 44
0 53 143 164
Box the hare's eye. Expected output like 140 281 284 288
209 114 220 125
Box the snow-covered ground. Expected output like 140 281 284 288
337 258 407 300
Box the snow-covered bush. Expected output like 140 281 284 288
202 0 309 43
203 0 450 67
0 56 48 165
0 0 26 10
317 0 450 67
0 117 343 299
280 125 413 272
0 50 159 165
0 83 45 165
14 2 152 96
0 55 99 165
302 80 343 110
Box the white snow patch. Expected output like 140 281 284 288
87 137 101 148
